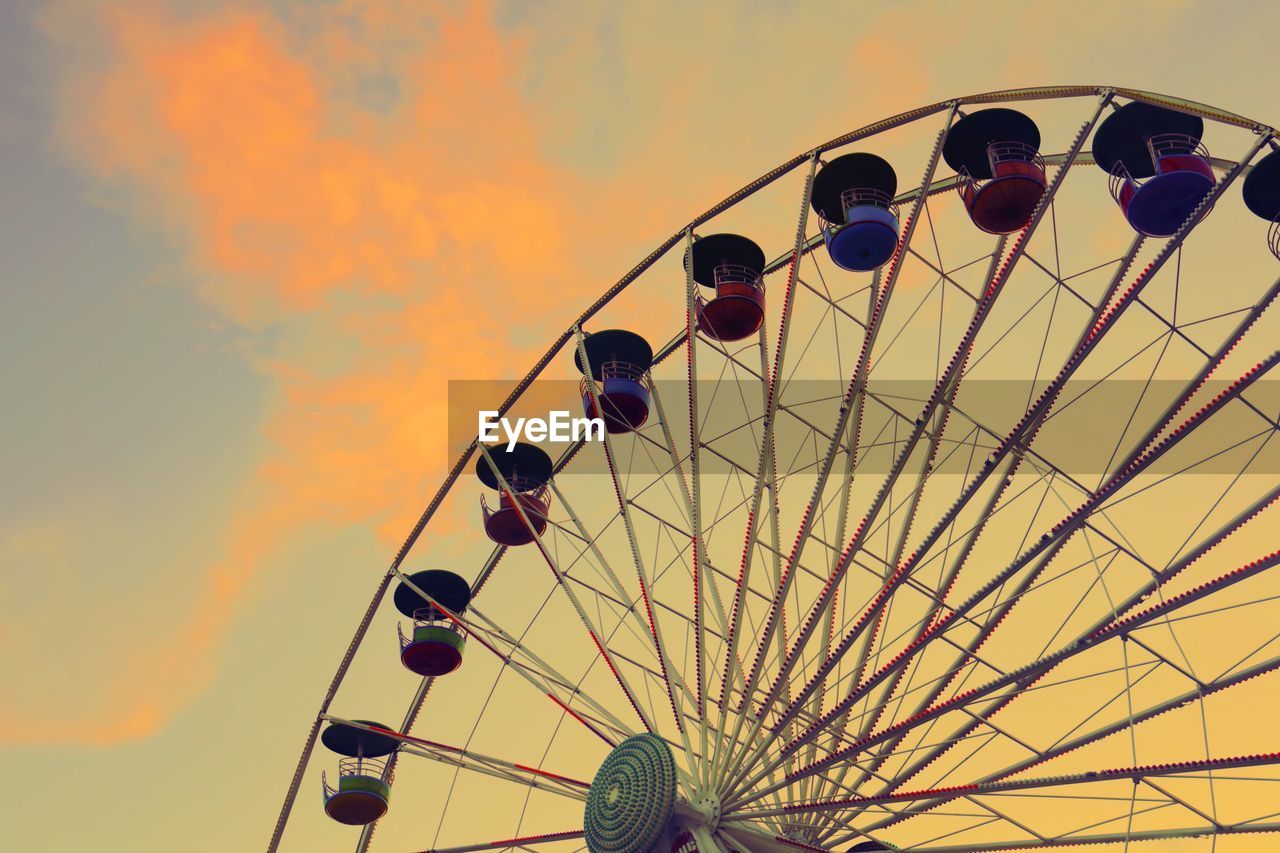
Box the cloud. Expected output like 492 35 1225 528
22 0 611 745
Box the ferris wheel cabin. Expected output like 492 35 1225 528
943 108 1047 235
1242 148 1280 258
1095 102 1216 237
575 329 654 434
685 233 767 341
812 152 900 271
320 719 399 825
394 569 472 676
476 441 553 546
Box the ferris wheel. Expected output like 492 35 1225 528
267 86 1280 852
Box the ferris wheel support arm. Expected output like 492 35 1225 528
419 829 586 853
853 650 1280 839
889 127 1267 591
724 96 1108 802
718 110 962 797
392 743 590 801
731 751 1280 819
573 327 700 782
682 227 712 779
733 338 1280 808
940 270 1280 658
869 499 1280 799
803 239 1009 830
778 521 1280 813
839 650 1280 844
842 822 1280 852
466 602 653 720
358 457 594 853
643 381 693 511
478 444 661 739
546 479 705 713
810 268 883 722
356 442 594 853
713 151 822 786
643 386 735 641
624 483 1002 703
751 128 1270 803
832 483 1280 842
320 716 590 801
391 573 631 746
738 108 1007 771
762 318 802 809
811 237 1146 834
826 269 1280 816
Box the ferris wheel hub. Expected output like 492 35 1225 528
688 790 721 831
584 734 678 853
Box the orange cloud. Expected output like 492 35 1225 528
22 0 616 745
62 3 579 323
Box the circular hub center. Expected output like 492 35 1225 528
584 734 677 853
691 791 722 831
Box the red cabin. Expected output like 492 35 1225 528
1095 102 1216 237
575 329 653 434
394 569 472 676
320 720 399 826
944 108 1046 235
1243 148 1280 259
477 442 553 546
686 233 767 341
812 152 900 271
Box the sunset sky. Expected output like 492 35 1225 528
3 1 1280 851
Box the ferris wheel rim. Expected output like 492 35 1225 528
401 85 1279 590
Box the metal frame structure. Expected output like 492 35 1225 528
269 86 1280 852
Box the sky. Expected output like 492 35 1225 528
2 1 1280 851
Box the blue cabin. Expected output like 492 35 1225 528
476 442 553 546
320 720 399 826
685 233 767 342
574 329 653 434
1243 148 1280 259
394 569 471 677
1095 102 1216 237
812 153 900 271
944 108 1047 235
